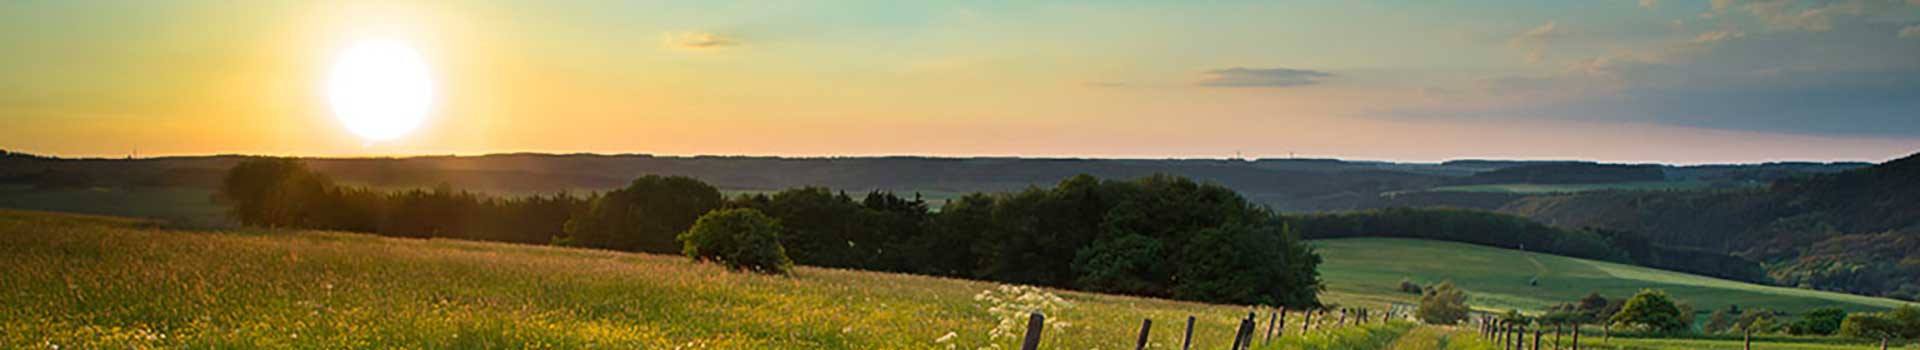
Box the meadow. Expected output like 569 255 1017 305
1313 238 1910 314
0 209 1359 349
2 210 1910 349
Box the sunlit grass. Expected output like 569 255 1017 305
0 209 1350 349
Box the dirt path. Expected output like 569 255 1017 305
1386 326 1490 350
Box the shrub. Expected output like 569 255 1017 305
1837 305 1919 340
1609 289 1687 333
1399 278 1423 294
1416 281 1470 325
1787 307 1846 336
678 208 792 274
1838 313 1900 340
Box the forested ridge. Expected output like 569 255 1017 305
1503 152 1920 300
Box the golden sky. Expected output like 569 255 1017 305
4 1 1918 164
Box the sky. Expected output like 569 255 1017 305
3 0 1919 164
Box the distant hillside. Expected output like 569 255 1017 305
1457 162 1665 185
0 153 1459 211
0 151 1864 213
1500 151 1920 300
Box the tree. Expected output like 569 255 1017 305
1072 233 1167 296
564 175 723 253
219 158 333 228
1610 289 1688 333
1416 281 1470 325
1787 307 1846 336
1169 223 1317 306
678 208 792 274
1703 308 1736 334
1838 313 1901 340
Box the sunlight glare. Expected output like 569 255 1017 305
328 39 433 142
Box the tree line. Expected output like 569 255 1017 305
219 159 1323 307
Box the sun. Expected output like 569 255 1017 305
328 39 433 142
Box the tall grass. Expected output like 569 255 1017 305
1255 321 1414 350
0 210 1309 349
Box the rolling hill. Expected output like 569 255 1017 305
1312 238 1910 315
4 209 1909 349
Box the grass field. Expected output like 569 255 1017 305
2 210 1910 349
0 209 1346 349
1313 238 1913 314
0 185 230 228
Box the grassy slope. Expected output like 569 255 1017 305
1314 238 1912 314
0 210 1304 349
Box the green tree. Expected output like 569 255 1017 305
1703 308 1736 334
1071 233 1167 296
565 175 723 253
1838 313 1901 340
1610 289 1688 333
1416 281 1471 325
678 208 792 274
219 158 334 228
1169 223 1317 306
1788 307 1846 336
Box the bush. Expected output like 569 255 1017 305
1787 307 1846 336
1609 289 1687 333
1838 313 1900 340
678 208 792 274
1416 281 1470 325
1399 278 1423 294
1836 305 1919 340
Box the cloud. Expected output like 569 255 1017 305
1640 0 1662 9
1395 19 1920 137
1709 0 1903 32
1903 25 1920 38
1509 22 1566 63
663 31 738 50
1082 81 1128 88
1195 67 1332 87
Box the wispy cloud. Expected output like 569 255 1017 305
1509 22 1566 63
1639 0 1661 9
1902 25 1920 38
663 31 738 50
1195 67 1332 87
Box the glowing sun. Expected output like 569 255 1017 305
328 39 433 142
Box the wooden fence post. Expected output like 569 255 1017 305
1134 318 1152 350
1570 324 1578 350
1743 327 1751 350
1276 307 1288 339
1021 312 1044 350
1265 309 1278 342
1301 310 1313 334
1182 315 1195 350
1229 317 1252 350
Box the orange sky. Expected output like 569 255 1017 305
4 1 1918 164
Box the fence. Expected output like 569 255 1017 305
1011 305 1407 350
